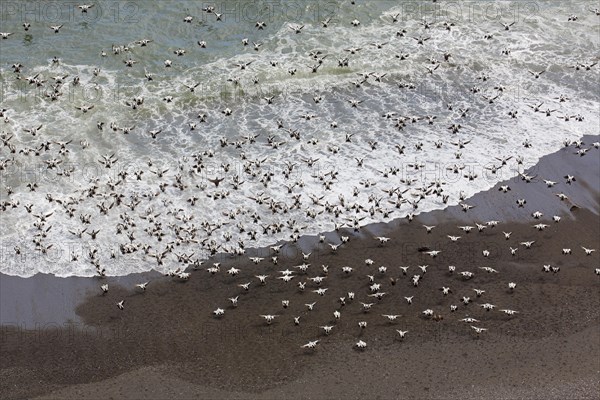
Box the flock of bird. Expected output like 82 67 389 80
98 133 595 350
0 3 599 350
100 151 598 351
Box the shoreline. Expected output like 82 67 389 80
1 135 599 399
1 135 598 324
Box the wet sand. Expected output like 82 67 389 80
1 136 599 399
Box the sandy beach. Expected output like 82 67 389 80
1 0 599 397
1 136 598 399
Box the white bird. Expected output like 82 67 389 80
404 296 413 304
471 326 487 334
178 272 190 280
460 203 475 212
476 223 488 232
396 330 408 339
375 236 391 245
213 308 225 317
260 315 277 324
423 225 436 233
135 282 148 291
460 271 475 279
355 340 367 349
382 314 400 322
296 264 310 273
582 246 596 255
116 300 124 310
542 264 552 272
308 276 326 285
206 267 221 275
361 302 375 312
508 282 517 290
328 243 341 252
562 248 572 255
425 250 441 258
320 325 334 335
500 309 518 315
555 193 569 201
302 340 319 349
100 284 109 294
412 276 420 287
480 267 498 273
270 244 284 253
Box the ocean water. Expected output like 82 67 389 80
0 0 598 277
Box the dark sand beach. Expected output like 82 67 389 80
1 137 599 399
